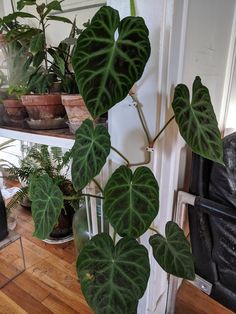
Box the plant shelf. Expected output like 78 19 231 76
0 126 75 148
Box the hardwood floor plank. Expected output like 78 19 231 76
175 281 234 314
0 291 27 314
43 294 80 314
2 281 53 314
14 271 50 302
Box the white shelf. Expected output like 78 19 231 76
0 127 75 149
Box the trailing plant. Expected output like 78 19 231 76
28 6 223 313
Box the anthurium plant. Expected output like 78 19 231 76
28 6 223 313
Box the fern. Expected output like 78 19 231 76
6 186 29 212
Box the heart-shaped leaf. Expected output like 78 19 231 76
104 166 159 238
29 174 64 240
149 221 195 280
77 233 150 314
71 119 111 191
72 6 151 118
172 76 223 164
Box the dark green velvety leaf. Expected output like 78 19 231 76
30 32 45 53
29 174 64 240
172 76 223 164
77 233 150 314
104 165 159 238
47 15 72 24
72 6 150 119
71 119 111 191
149 221 195 280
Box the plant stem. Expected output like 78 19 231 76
92 178 103 193
130 93 151 144
111 146 130 165
81 193 104 200
113 231 117 243
149 227 159 234
40 17 48 71
129 151 151 167
63 193 104 201
152 115 175 145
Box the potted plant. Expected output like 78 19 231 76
0 0 40 127
0 139 16 240
12 0 74 130
7 144 78 242
28 5 223 313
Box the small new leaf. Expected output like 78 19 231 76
149 221 195 280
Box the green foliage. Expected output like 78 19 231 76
104 166 159 238
172 76 223 164
71 119 111 191
77 233 150 314
29 173 64 239
149 221 195 280
72 6 151 118
11 5 223 313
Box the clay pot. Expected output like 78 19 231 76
0 34 6 48
61 94 91 129
21 94 67 129
3 99 28 121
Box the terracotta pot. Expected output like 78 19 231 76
0 34 6 48
21 94 66 120
61 94 91 124
3 99 28 121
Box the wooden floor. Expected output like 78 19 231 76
175 281 234 314
0 205 93 314
0 201 234 314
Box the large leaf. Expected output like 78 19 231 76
72 6 150 119
30 33 45 53
104 166 159 238
172 76 223 164
77 233 150 314
149 221 195 280
71 119 111 191
29 174 64 240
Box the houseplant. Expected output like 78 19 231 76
8 144 77 241
15 0 75 129
28 5 223 313
0 139 16 240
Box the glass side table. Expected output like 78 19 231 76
0 231 26 288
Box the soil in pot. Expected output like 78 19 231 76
48 201 75 240
21 94 67 130
3 99 28 127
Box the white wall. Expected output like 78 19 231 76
183 0 236 122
